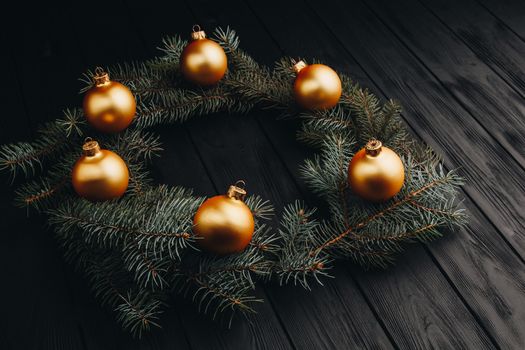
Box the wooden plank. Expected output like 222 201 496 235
0 206 87 350
190 0 500 348
242 0 525 348
4 3 83 129
294 0 525 347
0 15 67 350
120 1 396 349
476 0 525 41
366 0 525 167
307 0 525 260
1 4 89 350
0 41 31 143
183 1 404 349
58 3 193 349
419 0 525 96
123 1 294 349
357 4 525 346
186 109 395 350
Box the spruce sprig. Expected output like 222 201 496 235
0 27 465 337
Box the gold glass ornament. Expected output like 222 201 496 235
180 25 228 86
193 181 255 254
72 138 129 201
83 67 136 133
348 140 405 202
293 60 342 110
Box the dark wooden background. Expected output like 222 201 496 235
1 0 525 349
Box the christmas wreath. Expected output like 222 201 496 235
0 27 465 337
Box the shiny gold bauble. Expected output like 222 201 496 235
293 61 342 110
180 26 228 86
193 181 254 254
348 140 405 202
72 139 129 201
82 68 136 133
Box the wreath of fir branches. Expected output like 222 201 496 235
0 27 466 337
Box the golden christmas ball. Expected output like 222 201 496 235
180 25 228 86
72 138 129 201
83 68 136 133
193 181 255 255
293 61 342 110
348 140 405 202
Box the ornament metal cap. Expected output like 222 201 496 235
191 24 206 40
227 180 247 201
365 139 382 157
93 67 110 86
82 137 101 157
293 60 307 74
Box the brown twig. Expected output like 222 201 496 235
349 223 439 242
310 178 447 257
3 140 63 169
24 178 68 205
136 95 231 119
187 276 251 309
61 214 190 239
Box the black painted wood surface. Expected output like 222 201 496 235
1 1 524 349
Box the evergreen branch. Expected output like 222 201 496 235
48 186 202 260
15 177 68 211
134 92 240 128
174 269 262 325
0 26 466 334
273 202 333 288
244 195 274 220
57 232 165 338
351 222 440 243
115 291 163 337
310 176 453 257
0 109 84 178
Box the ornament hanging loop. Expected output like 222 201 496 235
227 180 247 201
234 180 246 189
93 67 110 86
94 67 105 75
365 139 382 157
191 24 206 40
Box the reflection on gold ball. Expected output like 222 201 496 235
348 140 405 202
193 183 254 254
83 72 136 133
293 62 342 110
72 140 129 201
180 37 227 86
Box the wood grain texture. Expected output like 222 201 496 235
1 4 90 350
185 1 399 348
124 1 294 349
125 1 393 348
245 1 504 349
366 0 525 167
476 0 525 41
4 3 84 131
61 3 193 349
2 0 525 349
419 0 525 97
307 0 525 263
359 2 525 346
248 0 525 348
184 108 393 350
0 41 30 143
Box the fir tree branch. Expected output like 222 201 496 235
309 177 453 258
0 26 466 334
